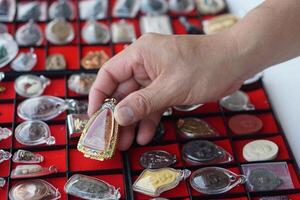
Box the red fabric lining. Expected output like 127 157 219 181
113 44 128 54
43 78 66 97
0 179 8 198
0 81 15 99
69 149 123 171
161 120 177 142
246 89 270 110
0 103 14 123
0 159 10 177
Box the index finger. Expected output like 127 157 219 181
88 45 140 115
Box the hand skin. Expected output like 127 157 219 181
88 0 300 151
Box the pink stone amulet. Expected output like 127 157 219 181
77 98 119 161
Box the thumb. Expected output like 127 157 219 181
114 80 172 126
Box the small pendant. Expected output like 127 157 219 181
45 19 75 45
11 48 37 71
140 150 177 169
67 113 89 138
11 164 57 179
17 1 46 21
14 75 50 97
190 167 246 194
243 140 279 162
133 167 191 197
242 162 294 192
78 98 119 161
68 73 96 95
17 96 80 121
248 168 282 192
0 177 5 188
81 50 109 70
0 127 12 141
111 20 137 43
9 179 61 200
169 0 195 13
113 0 140 18
0 0 16 22
12 150 44 164
0 149 12 163
15 20 43 46
82 19 110 44
0 33 18 69
140 0 168 15
228 114 263 135
140 15 173 35
14 120 55 146
177 118 219 138
196 0 226 15
65 174 121 200
79 0 108 20
219 90 255 111
203 14 239 35
182 140 233 165
173 104 203 112
49 0 75 20
46 54 66 70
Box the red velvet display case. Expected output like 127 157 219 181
0 1 300 200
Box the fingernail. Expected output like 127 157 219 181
115 106 134 125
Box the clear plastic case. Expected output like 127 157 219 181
14 120 56 146
65 174 121 200
219 90 255 111
182 140 233 165
12 150 44 164
242 162 294 192
113 0 140 18
9 179 61 200
14 74 50 97
133 168 191 197
68 73 96 95
190 167 246 194
11 164 57 179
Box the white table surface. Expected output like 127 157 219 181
226 0 300 167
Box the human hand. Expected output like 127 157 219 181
88 32 254 150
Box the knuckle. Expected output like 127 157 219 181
134 90 153 116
